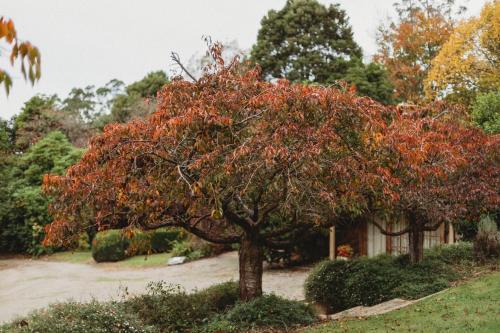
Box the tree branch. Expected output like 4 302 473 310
371 219 410 236
171 52 197 82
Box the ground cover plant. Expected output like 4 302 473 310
0 281 314 333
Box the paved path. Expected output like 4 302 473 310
0 252 309 323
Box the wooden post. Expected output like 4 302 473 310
329 226 336 260
448 223 455 244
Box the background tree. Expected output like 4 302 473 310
0 16 41 95
425 1 499 106
251 0 362 83
12 95 60 150
95 71 169 125
375 0 464 103
43 47 386 300
370 104 499 263
0 131 82 254
344 62 395 104
251 0 394 103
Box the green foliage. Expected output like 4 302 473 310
0 301 151 333
0 131 82 254
471 91 500 134
474 215 500 261
206 294 315 332
251 0 362 83
92 228 184 261
303 272 500 333
103 71 169 125
305 243 477 312
170 237 224 262
125 71 168 98
91 230 130 262
13 95 61 151
123 281 239 332
344 62 395 104
149 228 185 253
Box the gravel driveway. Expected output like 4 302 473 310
0 252 309 323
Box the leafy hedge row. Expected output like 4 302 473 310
305 243 478 313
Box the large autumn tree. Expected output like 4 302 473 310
375 0 464 103
43 46 386 300
369 104 500 263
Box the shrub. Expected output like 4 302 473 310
91 230 130 262
305 256 401 312
150 228 185 253
474 215 500 261
342 255 402 307
0 301 151 333
123 281 239 332
195 281 239 312
170 236 225 261
206 294 315 332
126 229 152 256
305 243 477 313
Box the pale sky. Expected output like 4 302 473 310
0 0 486 120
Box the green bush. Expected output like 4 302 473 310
0 301 151 333
305 243 477 313
150 228 185 253
123 281 239 332
474 215 500 261
206 294 315 332
126 229 152 256
170 237 221 261
91 230 130 262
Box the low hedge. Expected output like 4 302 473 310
305 243 476 313
91 228 185 262
205 294 316 333
0 301 151 333
122 281 239 332
91 230 130 262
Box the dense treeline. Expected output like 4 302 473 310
0 72 168 254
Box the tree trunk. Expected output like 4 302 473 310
408 225 424 264
238 234 263 301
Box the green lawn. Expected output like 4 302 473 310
303 272 500 333
45 251 173 268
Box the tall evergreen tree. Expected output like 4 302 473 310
251 0 362 83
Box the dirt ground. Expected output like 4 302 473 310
0 252 309 323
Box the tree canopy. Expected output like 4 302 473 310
425 1 500 106
251 0 362 83
0 131 82 254
375 0 463 103
43 46 387 299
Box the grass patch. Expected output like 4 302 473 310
44 251 172 268
45 251 93 264
303 272 500 333
119 252 172 268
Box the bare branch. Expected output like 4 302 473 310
171 52 197 82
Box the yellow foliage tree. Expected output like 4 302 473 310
375 0 460 103
425 1 500 105
0 17 41 94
